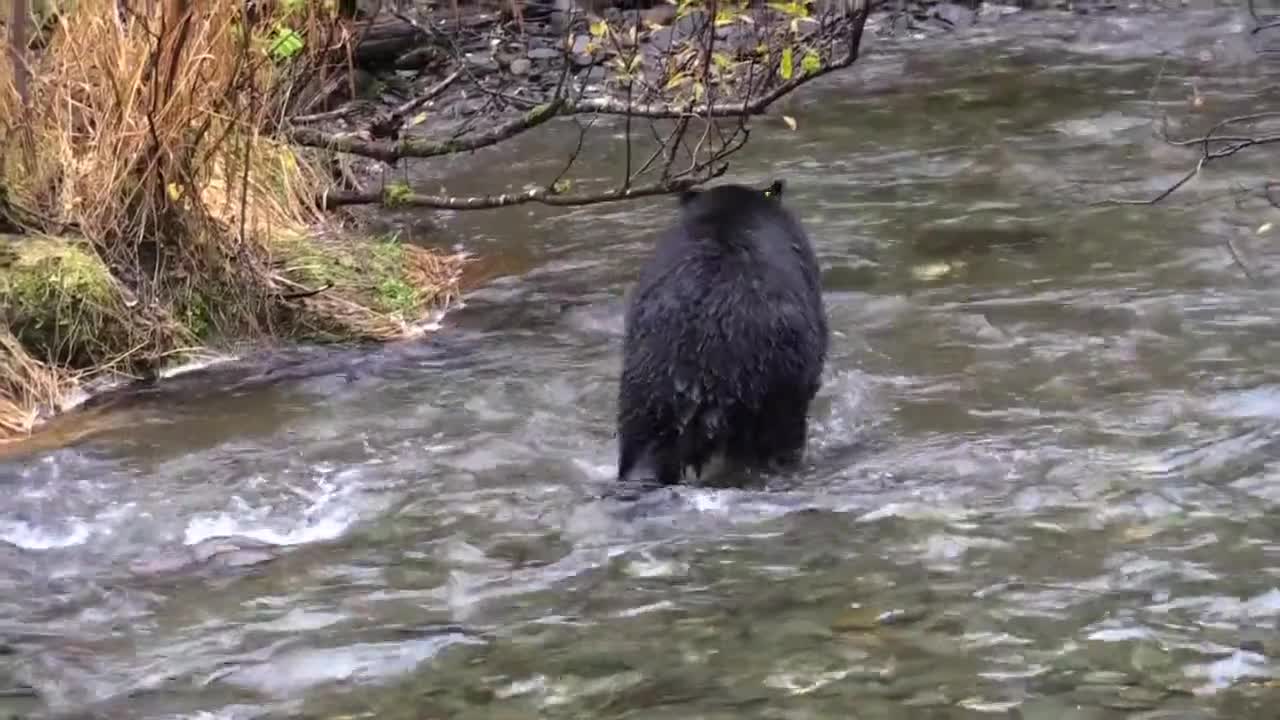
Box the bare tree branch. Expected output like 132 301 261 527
1100 112 1280 206
286 2 871 165
8 0 30 106
318 170 725 210
287 99 567 162
1248 0 1280 35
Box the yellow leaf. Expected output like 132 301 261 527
780 46 794 80
166 182 184 201
590 20 609 38
782 115 797 131
665 72 689 90
410 112 428 127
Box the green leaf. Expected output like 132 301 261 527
268 24 304 61
801 51 821 75
780 46 794 80
384 182 413 207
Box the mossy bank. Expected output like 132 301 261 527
0 231 466 444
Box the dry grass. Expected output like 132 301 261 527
0 326 75 439
0 0 468 442
273 230 468 341
2 0 331 316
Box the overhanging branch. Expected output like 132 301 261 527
287 2 870 165
318 169 725 210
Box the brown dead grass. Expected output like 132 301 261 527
0 327 75 439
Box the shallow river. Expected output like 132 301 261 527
7 5 1280 719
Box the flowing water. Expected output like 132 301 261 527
7 5 1280 718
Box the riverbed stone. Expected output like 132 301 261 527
528 46 561 60
934 1 979 26
465 53 501 73
570 34 594 66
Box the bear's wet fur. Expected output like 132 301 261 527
616 179 828 486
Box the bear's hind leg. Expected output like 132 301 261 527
730 396 812 472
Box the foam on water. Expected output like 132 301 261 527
183 475 369 547
220 634 483 697
0 517 92 550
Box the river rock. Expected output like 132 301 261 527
673 9 706 39
465 53 501 74
528 46 561 60
643 5 677 25
570 34 594 66
647 26 676 51
129 536 281 577
933 1 978 26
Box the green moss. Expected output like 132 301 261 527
375 276 419 315
0 234 196 376
0 235 123 368
273 231 438 325
1 235 113 306
383 182 412 208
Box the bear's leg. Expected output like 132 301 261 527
618 425 684 486
767 408 809 469
729 394 811 471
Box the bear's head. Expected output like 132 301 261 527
678 179 785 207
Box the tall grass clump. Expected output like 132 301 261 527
0 0 465 441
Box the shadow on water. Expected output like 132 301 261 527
8 5 1280 719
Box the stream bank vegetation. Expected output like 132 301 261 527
0 0 871 444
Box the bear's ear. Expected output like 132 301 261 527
763 180 785 199
678 189 700 205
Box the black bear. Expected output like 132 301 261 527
615 179 828 487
